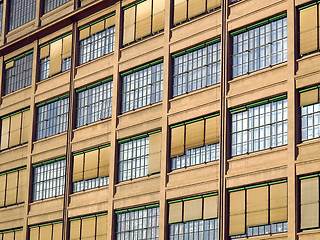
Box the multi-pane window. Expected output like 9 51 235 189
29 221 63 240
229 180 288 238
0 228 23 239
123 0 164 46
231 14 287 78
116 204 159 240
32 157 66 201
299 86 320 141
230 95 288 157
0 167 26 207
69 213 108 240
76 78 113 127
9 0 36 31
299 174 320 230
4 51 33 95
118 131 161 182
0 108 30 151
173 0 220 26
170 114 220 170
121 60 163 113
168 194 218 240
172 39 221 97
43 0 71 14
36 95 69 140
299 2 320 56
79 14 115 65
39 33 72 81
72 145 110 193
0 2 3 34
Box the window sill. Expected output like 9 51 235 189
231 232 287 239
41 1 73 20
73 117 112 132
228 145 288 162
76 51 114 70
119 101 162 118
0 143 28 154
70 184 109 197
298 228 320 236
168 160 219 176
30 195 64 205
36 69 70 85
229 0 246 7
121 31 164 51
33 131 67 145
229 62 287 84
169 82 220 103
0 202 24 211
116 173 160 187
2 85 32 99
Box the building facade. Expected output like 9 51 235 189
0 0 319 239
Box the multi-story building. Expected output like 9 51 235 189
0 0 319 239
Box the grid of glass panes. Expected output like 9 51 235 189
77 81 113 127
43 0 70 13
173 41 221 97
169 219 218 240
0 2 3 34
36 97 69 140
32 159 66 201
301 103 320 141
232 17 287 78
79 26 115 65
73 176 109 193
119 137 149 182
116 207 159 240
231 222 288 239
171 143 219 170
122 62 163 113
39 56 71 81
9 0 36 31
231 98 288 156
5 53 33 95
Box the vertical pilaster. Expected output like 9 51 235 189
1 0 7 44
159 0 172 239
62 20 77 240
35 0 41 27
287 0 298 239
219 0 229 239
24 40 38 239
107 2 122 239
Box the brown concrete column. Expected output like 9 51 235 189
287 0 298 239
108 2 121 239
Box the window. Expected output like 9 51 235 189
9 0 36 31
299 86 320 141
118 130 161 182
39 33 72 81
228 180 288 238
299 174 320 230
43 0 71 14
230 95 288 157
76 78 113 127
0 167 26 207
0 228 23 239
116 204 159 240
231 14 287 78
4 51 33 95
79 14 115 65
172 39 221 97
168 194 218 240
72 145 110 193
0 2 3 34
170 114 220 170
123 0 164 46
69 213 108 240
32 157 66 201
121 60 163 113
299 2 320 56
29 221 63 240
36 95 69 140
173 0 220 26
0 108 30 151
